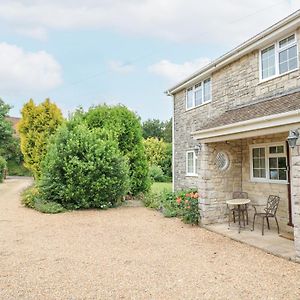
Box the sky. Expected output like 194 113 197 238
1 0 300 121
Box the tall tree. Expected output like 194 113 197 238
142 119 164 140
18 99 63 179
0 99 14 159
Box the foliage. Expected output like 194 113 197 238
83 104 150 195
144 137 172 179
142 188 199 225
149 165 165 182
0 156 7 183
0 99 15 160
21 186 65 213
142 118 172 143
7 160 31 176
39 123 130 210
18 99 63 179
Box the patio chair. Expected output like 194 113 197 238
228 191 248 227
252 195 280 235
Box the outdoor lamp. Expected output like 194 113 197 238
194 144 201 153
287 129 299 148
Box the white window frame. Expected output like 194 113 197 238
259 32 299 82
186 150 198 176
185 78 212 110
249 142 288 184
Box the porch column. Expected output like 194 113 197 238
291 139 300 261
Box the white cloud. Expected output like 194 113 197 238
148 58 211 83
0 43 62 92
108 60 135 74
15 27 48 41
0 1 299 43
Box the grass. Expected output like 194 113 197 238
7 160 31 176
151 182 172 194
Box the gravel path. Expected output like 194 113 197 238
1 178 300 300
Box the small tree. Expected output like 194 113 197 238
0 99 14 159
18 99 63 179
84 105 150 195
39 124 129 209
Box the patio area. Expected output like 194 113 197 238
205 222 296 262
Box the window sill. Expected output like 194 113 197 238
186 100 211 112
258 67 299 85
185 174 198 177
250 179 288 185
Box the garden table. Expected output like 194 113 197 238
226 198 251 233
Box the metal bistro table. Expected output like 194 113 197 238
226 198 251 233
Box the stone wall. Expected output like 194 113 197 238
291 139 300 261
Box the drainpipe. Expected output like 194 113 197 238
286 141 293 227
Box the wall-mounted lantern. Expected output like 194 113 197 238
194 144 202 154
287 129 299 149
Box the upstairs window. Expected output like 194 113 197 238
186 78 212 110
260 33 298 80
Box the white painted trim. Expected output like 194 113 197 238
249 142 288 184
166 10 300 94
259 32 299 82
191 110 300 142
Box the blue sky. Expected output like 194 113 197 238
0 0 299 121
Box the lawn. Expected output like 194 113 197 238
151 181 172 194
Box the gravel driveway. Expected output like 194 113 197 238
1 178 300 300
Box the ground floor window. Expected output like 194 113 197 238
250 143 287 183
186 150 197 176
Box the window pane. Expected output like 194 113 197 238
253 148 260 157
279 169 287 180
279 45 298 74
187 152 194 174
186 89 193 109
278 157 286 168
279 34 295 48
194 86 202 106
253 159 260 168
261 45 275 79
252 147 266 178
277 146 284 153
269 157 277 168
203 79 211 102
270 169 279 180
269 146 277 154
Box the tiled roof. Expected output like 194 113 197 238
199 91 300 131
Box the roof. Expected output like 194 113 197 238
198 90 300 131
167 10 300 94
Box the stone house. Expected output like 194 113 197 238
166 11 300 260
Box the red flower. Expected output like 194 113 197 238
187 206 191 209
185 193 190 197
185 199 189 204
176 197 182 204
193 192 199 199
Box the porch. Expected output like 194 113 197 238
205 223 296 261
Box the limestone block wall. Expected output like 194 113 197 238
291 140 300 260
198 141 242 225
241 133 291 234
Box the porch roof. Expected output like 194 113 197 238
191 91 300 143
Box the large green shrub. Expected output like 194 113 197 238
18 99 63 179
39 124 129 209
0 156 7 182
149 165 165 182
83 105 150 195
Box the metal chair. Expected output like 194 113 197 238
228 192 248 226
252 195 280 235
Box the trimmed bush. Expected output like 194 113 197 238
83 105 150 195
39 124 130 210
0 156 7 182
149 165 165 182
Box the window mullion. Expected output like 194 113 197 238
275 42 279 76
